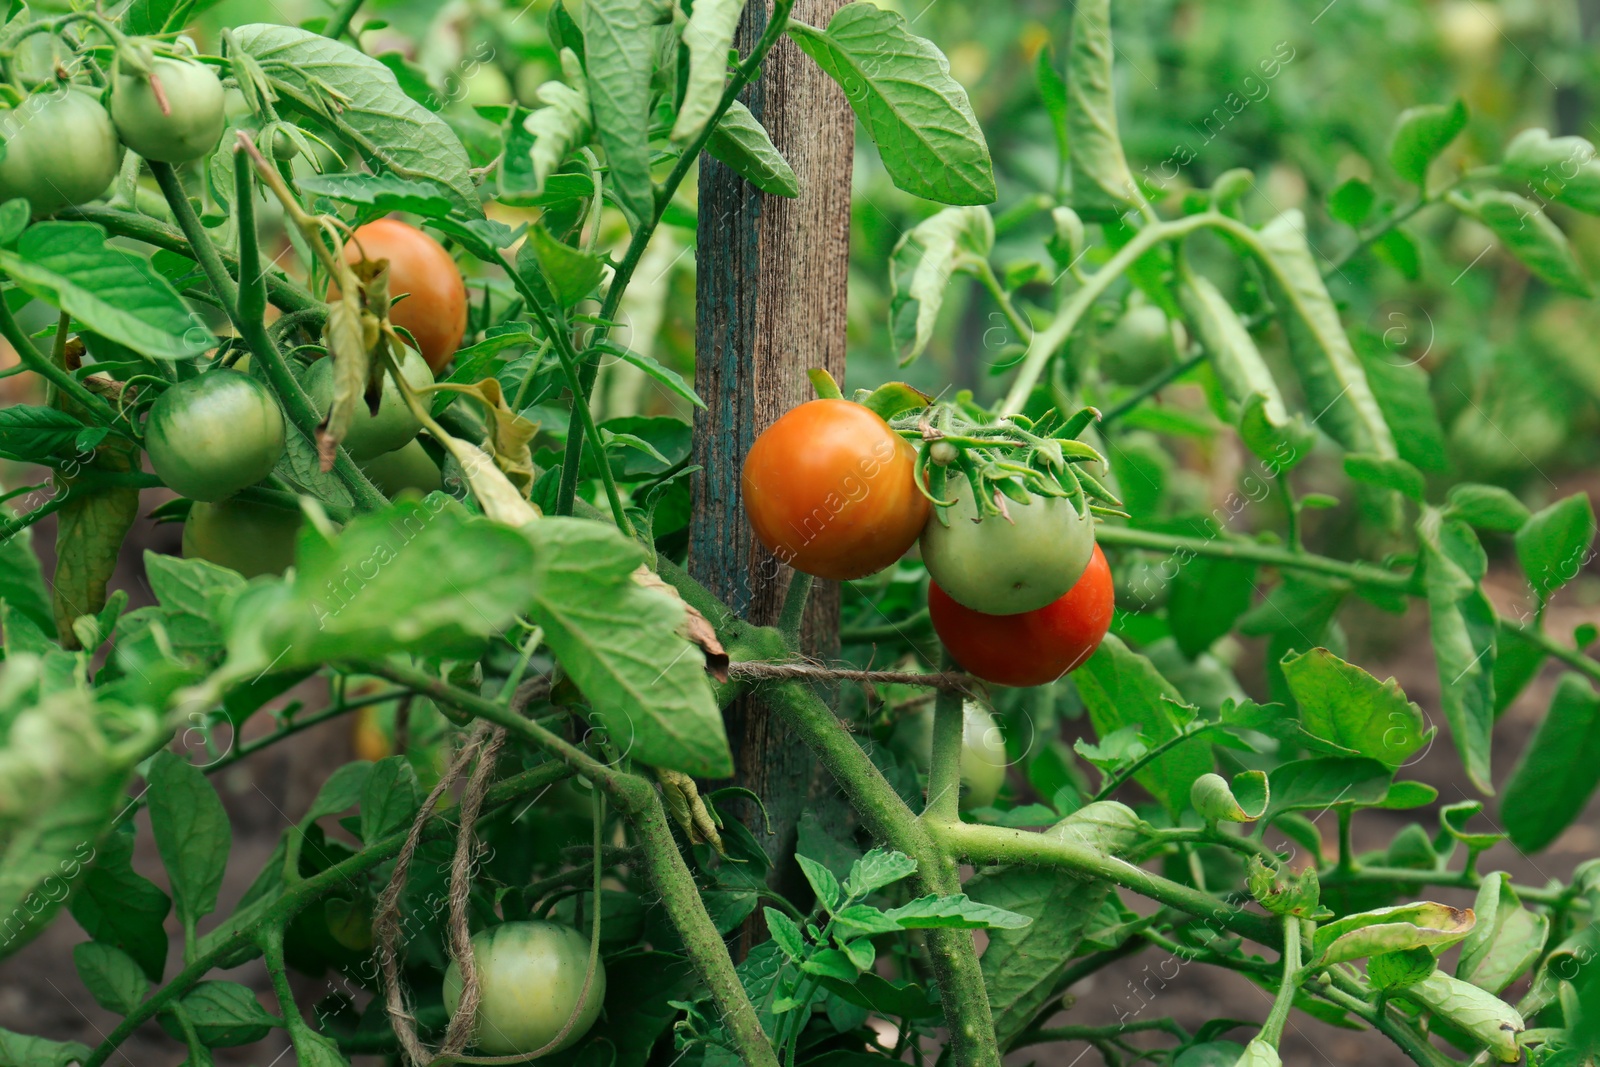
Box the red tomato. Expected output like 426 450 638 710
930 544 1113 687
337 219 467 373
742 399 929 581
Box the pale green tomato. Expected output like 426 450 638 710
360 438 443 497
893 701 1008 809
305 347 435 461
1101 303 1181 385
920 481 1095 615
147 370 286 502
442 921 605 1056
0 88 122 215
112 56 226 163
181 498 300 578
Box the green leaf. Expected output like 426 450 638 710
359 756 420 844
1492 622 1545 717
764 907 805 961
1036 47 1068 181
303 762 372 827
51 442 141 648
1388 99 1467 186
846 848 918 896
1440 800 1505 852
705 100 799 198
591 340 705 409
1357 345 1448 473
147 750 231 932
1191 770 1268 823
582 0 666 223
884 893 1032 930
1399 971 1525 1063
1457 873 1548 995
1178 275 1298 462
1447 484 1531 533
0 524 54 637
230 24 480 213
1514 493 1595 602
1453 189 1592 296
213 500 540 685
1501 127 1600 215
1252 211 1397 457
801 946 861 982
1417 507 1496 792
796 854 842 912
143 552 245 624
0 405 89 464
1315 901 1475 965
68 824 170 983
1501 673 1600 852
788 4 995 206
831 904 903 936
1369 947 1437 992
1072 636 1214 817
159 981 279 1047
1065 0 1137 210
296 173 454 218
1279 648 1431 768
854 381 931 422
522 225 605 308
1328 178 1375 227
0 1027 92 1067
672 0 745 143
73 941 148 1014
1263 756 1394 825
523 517 731 777
1167 555 1255 658
510 51 593 203
0 223 205 361
888 205 993 364
1344 454 1426 501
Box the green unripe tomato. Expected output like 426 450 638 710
921 481 1095 615
181 498 300 578
892 701 1008 809
1101 303 1180 385
112 55 226 163
305 347 435 461
147 370 285 502
0 87 122 215
442 921 605 1056
360 438 443 497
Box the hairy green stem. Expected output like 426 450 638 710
323 0 365 39
924 683 965 823
777 572 813 644
934 820 1278 945
1093 525 1411 590
1020 1017 1189 1049
1258 916 1301 1046
971 258 1034 345
556 0 798 516
1316 973 1455 1067
0 295 122 427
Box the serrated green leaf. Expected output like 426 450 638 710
1279 648 1431 768
143 551 245 624
514 51 593 201
1065 0 1137 209
765 906 805 960
884 893 1032 930
583 0 666 223
147 750 231 932
297 173 454 218
845 848 917 896
788 4 994 206
797 854 842 912
0 405 89 464
522 225 605 308
359 756 420 844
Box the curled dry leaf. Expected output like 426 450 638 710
657 767 725 854
632 565 729 681
427 378 536 496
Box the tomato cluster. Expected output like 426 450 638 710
743 399 1113 687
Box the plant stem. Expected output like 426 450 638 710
1098 351 1207 427
1316 864 1577 908
1091 724 1217 802
323 0 364 39
1258 916 1301 1046
924 683 965 823
999 213 1218 414
1315 974 1456 1067
1020 1018 1188 1049
0 488 68 545
81 760 572 1067
1093 525 1411 590
1337 809 1356 875
0 296 121 428
840 608 932 643
971 258 1034 345
555 0 798 516
777 572 813 644
934 820 1278 945
149 160 387 513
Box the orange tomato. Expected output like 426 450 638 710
338 219 467 373
741 399 929 581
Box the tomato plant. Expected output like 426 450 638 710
442 921 606 1056
929 543 1114 687
144 369 286 501
1 2 1598 1067
110 52 226 164
742 398 929 580
0 88 122 215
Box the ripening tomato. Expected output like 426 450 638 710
146 370 286 501
111 55 226 163
920 481 1095 615
443 921 605 1056
742 399 929 581
930 544 1114 687
338 219 467 373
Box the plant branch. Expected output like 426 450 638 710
1098 351 1207 427
777 572 813 644
323 0 364 39
0 296 122 428
924 683 965 823
1093 525 1411 590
